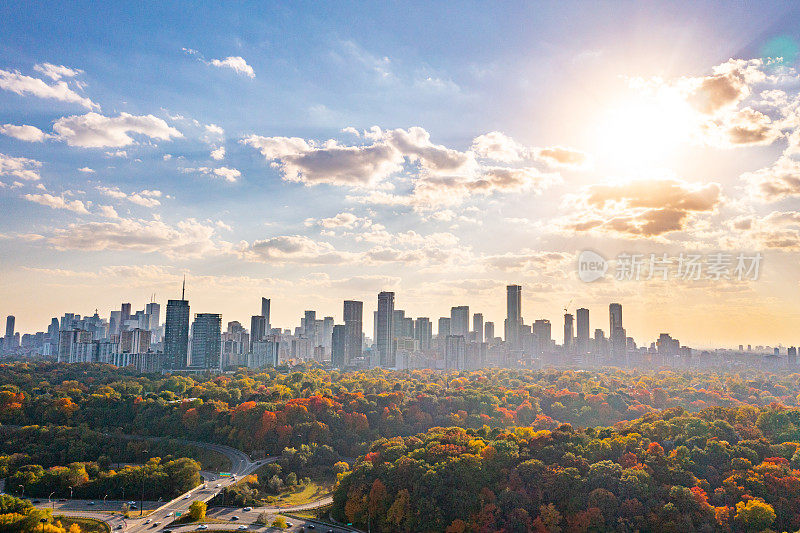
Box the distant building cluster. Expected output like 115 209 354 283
1 283 798 372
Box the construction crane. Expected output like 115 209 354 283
563 298 574 315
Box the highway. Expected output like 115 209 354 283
29 434 356 532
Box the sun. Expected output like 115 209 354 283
593 90 697 172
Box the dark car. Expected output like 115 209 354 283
230 516 239 521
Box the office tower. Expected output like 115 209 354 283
393 310 406 339
505 285 522 349
343 300 363 366
191 313 222 369
322 316 334 352
609 303 623 335
594 329 607 355
533 319 552 354
332 324 346 368
563 313 574 350
473 313 484 343
5 315 15 338
376 292 395 367
438 317 451 338
146 302 160 337
414 317 432 350
109 311 121 336
250 315 267 351
576 308 589 354
164 298 190 369
261 298 271 330
485 321 495 341
445 335 466 370
120 328 151 354
120 303 131 326
303 310 317 340
450 306 469 338
609 303 625 357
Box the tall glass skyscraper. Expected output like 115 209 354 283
376 291 395 367
164 299 190 369
191 313 222 369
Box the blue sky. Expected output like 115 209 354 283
2 1 800 347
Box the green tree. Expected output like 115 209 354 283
188 500 206 521
734 499 775 532
271 516 287 529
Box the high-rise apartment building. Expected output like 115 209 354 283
376 292 395 367
563 313 574 350
343 300 363 366
576 308 589 354
191 313 222 369
332 324 346 368
164 299 190 369
485 321 495 342
438 317 451 338
414 317 432 350
505 285 522 349
473 313 484 343
450 306 469 338
261 298 271 330
250 315 267 351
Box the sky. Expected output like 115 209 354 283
2 1 800 348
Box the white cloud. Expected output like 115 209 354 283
23 193 90 214
205 124 224 135
78 167 94 173
46 217 226 259
0 124 48 142
209 56 255 78
33 63 83 81
213 166 240 182
0 68 98 109
97 186 162 207
97 205 120 219
53 112 182 148
0 153 42 181
241 235 354 264
210 146 225 160
105 150 127 158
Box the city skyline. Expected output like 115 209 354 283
3 2 800 346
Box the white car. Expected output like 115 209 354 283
237 526 247 531
183 495 190 499
145 519 151 524
196 525 208 530
215 484 221 488
165 512 172 517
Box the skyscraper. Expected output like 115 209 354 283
120 303 131 327
261 297 271 330
164 299 190 369
5 315 15 339
505 285 522 349
414 317 432 350
303 310 317 340
250 315 266 351
191 313 222 369
473 313 484 343
343 300 363 366
485 321 495 341
609 303 625 357
445 335 466 370
376 292 395 367
332 324 346 368
533 319 551 354
438 317 451 338
576 308 589 354
146 301 160 330
563 313 574 350
450 306 469 338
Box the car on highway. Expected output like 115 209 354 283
237 526 247 531
162 529 173 533
230 516 239 521
183 495 190 499
145 519 151 524
88 501 95 505
196 525 208 530
153 522 160 526
165 512 172 517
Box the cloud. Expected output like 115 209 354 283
213 166 240 182
23 193 90 214
205 124 224 135
741 156 800 201
241 235 354 264
686 59 767 115
0 153 42 181
732 210 800 251
53 112 182 148
242 134 403 186
471 131 528 162
33 63 83 81
561 178 723 237
0 68 98 109
210 146 225 160
534 146 590 168
97 186 162 207
209 56 255 78
0 124 48 142
484 250 571 272
310 212 369 229
97 205 119 219
182 166 241 182
46 217 226 259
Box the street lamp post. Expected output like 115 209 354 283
140 449 148 517
49 492 55 510
69 486 73 500
18 485 24 499
40 517 47 533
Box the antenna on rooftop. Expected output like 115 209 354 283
181 275 186 300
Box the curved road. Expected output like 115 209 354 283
28 434 351 532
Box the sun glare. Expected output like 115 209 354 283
593 92 696 171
